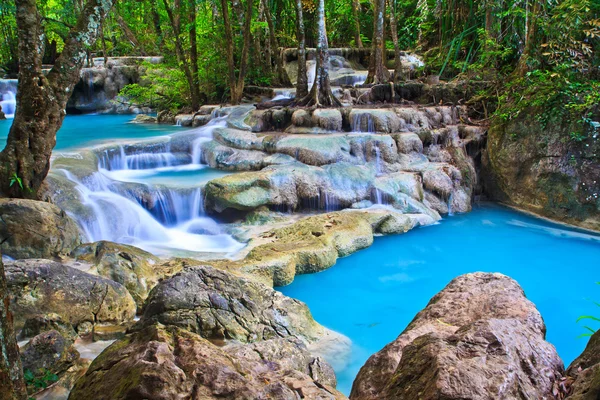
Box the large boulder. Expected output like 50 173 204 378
0 199 82 259
5 259 136 331
564 330 600 399
69 324 346 400
484 110 600 231
71 241 182 309
140 265 327 344
350 272 564 400
20 330 80 391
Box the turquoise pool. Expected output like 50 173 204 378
279 203 600 395
0 114 185 150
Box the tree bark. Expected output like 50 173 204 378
366 0 390 84
516 0 540 76
0 253 26 400
188 0 201 101
295 0 341 107
261 0 291 86
295 0 308 98
0 0 115 199
162 0 201 110
352 0 363 48
221 0 253 104
387 0 403 81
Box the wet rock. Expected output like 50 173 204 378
312 109 343 131
484 109 600 231
393 132 423 154
564 330 600 399
292 109 312 127
350 272 563 400
193 113 212 127
129 114 156 124
71 241 182 309
18 314 78 342
175 114 193 127
5 259 136 331
20 330 80 390
157 110 175 124
208 209 437 287
349 109 401 133
140 265 327 344
69 324 346 400
0 199 82 259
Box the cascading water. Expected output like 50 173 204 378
59 117 244 256
272 88 296 101
0 79 17 118
351 113 375 133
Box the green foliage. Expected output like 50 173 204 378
24 368 59 392
9 172 23 190
577 282 600 338
121 63 189 112
495 69 600 141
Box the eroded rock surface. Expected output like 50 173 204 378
69 324 346 400
565 330 600 399
71 241 183 309
350 272 564 400
0 198 82 259
6 259 136 331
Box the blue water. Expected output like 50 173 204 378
0 114 184 150
279 203 600 395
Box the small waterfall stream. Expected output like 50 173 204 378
59 117 243 255
0 79 17 118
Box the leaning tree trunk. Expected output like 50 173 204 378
295 0 308 98
0 253 27 400
387 0 403 81
296 0 341 107
0 0 115 199
352 0 363 48
365 0 390 84
232 0 253 104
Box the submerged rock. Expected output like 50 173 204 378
69 324 346 400
0 199 82 259
350 272 563 400
209 209 437 287
6 259 136 331
130 114 156 124
71 241 183 309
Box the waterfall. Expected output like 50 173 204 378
0 79 17 118
272 88 296 101
351 113 375 133
60 169 243 255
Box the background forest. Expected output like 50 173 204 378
1 0 599 134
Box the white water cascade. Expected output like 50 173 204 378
59 118 244 256
0 79 17 118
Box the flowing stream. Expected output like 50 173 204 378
280 203 600 395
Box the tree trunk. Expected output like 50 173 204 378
0 0 115 199
516 0 540 76
365 0 390 84
221 0 238 102
295 0 308 98
352 0 363 48
387 0 402 81
296 0 341 107
234 0 254 102
0 253 27 400
188 0 201 103
221 0 253 104
261 0 291 86
162 0 201 110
